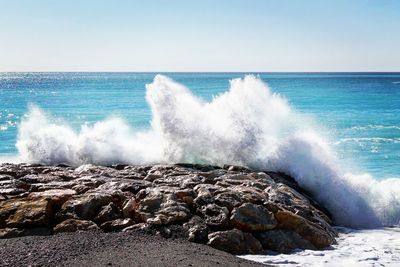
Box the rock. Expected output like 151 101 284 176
0 227 51 238
54 219 99 233
122 198 135 218
122 223 149 232
265 183 333 226
255 230 316 253
0 197 53 228
230 203 277 232
199 204 230 230
28 189 76 206
0 163 337 256
214 192 243 211
174 189 195 206
274 210 335 249
183 216 209 243
229 185 267 204
208 229 262 254
56 192 113 221
100 218 135 231
134 190 191 225
0 228 26 238
223 165 252 173
94 203 121 224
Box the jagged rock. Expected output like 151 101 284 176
122 223 149 232
28 189 76 206
0 227 51 238
0 197 53 227
56 192 113 221
100 218 135 231
183 216 209 243
230 203 277 232
274 210 335 248
199 204 230 230
208 229 263 254
94 202 121 224
0 163 337 256
265 183 333 227
134 190 191 225
122 198 135 218
255 230 316 253
54 219 99 233
214 192 243 211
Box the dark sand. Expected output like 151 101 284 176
0 231 268 267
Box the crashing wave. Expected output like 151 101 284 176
14 75 400 228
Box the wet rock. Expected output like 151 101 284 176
230 203 277 232
265 183 333 226
274 210 335 248
54 219 99 233
208 229 262 254
255 229 316 253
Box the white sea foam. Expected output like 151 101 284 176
13 75 400 228
335 137 400 145
240 227 400 267
349 125 400 131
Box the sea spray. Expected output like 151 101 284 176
14 75 400 228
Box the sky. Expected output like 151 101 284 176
0 0 399 72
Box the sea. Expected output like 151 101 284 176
1 72 400 266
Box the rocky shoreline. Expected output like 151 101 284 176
0 163 337 255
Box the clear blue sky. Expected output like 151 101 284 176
0 0 399 72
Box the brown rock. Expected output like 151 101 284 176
28 189 76 206
183 216 209 243
0 227 51 238
255 230 316 253
275 210 335 249
199 204 230 230
207 229 262 254
214 192 243 211
0 197 53 228
134 191 191 225
94 202 121 224
56 192 113 221
54 219 99 233
100 218 135 231
230 203 277 232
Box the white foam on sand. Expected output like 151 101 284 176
11 75 400 228
240 227 400 267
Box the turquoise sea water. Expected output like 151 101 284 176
1 72 400 179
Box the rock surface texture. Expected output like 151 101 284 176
0 163 337 254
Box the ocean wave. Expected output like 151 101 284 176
349 125 400 131
13 75 400 228
335 137 400 145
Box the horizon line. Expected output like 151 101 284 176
1 71 400 74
